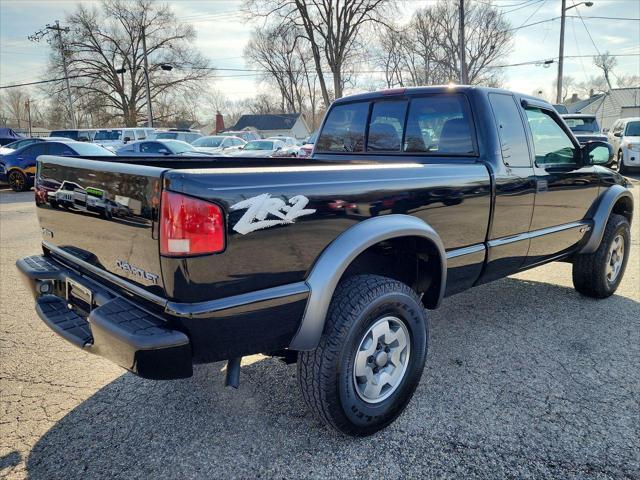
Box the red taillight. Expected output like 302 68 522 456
160 191 225 256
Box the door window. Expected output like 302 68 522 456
47 143 76 156
316 102 369 152
489 93 531 167
23 144 46 158
367 101 407 152
524 107 576 166
140 142 165 153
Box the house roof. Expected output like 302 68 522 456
232 113 301 131
566 94 604 113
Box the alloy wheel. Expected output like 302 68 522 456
353 316 410 403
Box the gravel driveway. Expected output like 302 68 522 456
1 177 639 479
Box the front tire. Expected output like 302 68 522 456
298 274 428 436
617 150 627 174
7 170 29 192
572 214 630 298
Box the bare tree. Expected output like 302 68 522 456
1 87 28 128
40 0 213 126
245 0 393 105
616 74 640 88
593 52 617 90
372 1 511 88
245 27 305 113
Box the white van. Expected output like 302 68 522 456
93 128 153 151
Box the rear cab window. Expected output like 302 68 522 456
315 93 476 156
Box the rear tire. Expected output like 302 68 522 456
298 274 428 436
8 170 29 192
572 214 630 298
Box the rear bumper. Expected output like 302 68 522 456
17 255 192 380
17 252 310 376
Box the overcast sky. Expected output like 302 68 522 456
1 0 639 104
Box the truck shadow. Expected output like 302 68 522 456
25 276 640 479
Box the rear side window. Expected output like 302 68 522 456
367 101 407 151
316 102 369 152
404 95 474 154
488 93 531 167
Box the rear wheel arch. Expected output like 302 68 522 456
289 215 446 351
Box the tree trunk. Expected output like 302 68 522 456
333 67 342 100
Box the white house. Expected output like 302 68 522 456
567 87 640 131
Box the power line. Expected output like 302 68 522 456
0 75 88 89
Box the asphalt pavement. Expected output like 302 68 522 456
1 177 639 479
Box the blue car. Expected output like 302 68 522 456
0 141 114 191
115 139 213 156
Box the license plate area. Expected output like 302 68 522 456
66 278 93 314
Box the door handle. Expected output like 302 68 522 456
536 180 548 193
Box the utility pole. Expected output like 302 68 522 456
556 0 567 104
556 1 594 103
25 99 32 137
141 25 153 128
47 20 76 129
459 0 467 84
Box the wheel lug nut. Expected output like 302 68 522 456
367 356 373 363
385 346 390 353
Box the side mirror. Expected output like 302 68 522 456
613 132 622 138
583 141 613 166
123 136 131 143
275 146 282 151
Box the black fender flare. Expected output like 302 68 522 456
580 184 634 254
289 214 446 351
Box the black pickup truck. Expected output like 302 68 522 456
18 86 633 436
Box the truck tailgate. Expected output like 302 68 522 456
35 156 166 297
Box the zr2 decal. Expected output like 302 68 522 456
230 193 316 234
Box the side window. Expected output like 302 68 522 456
118 143 135 153
316 102 369 153
367 101 407 152
24 144 47 158
525 107 576 165
488 93 531 167
140 142 163 153
47 144 76 156
123 130 134 141
404 94 475 154
137 129 146 140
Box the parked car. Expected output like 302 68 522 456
0 141 114 191
298 132 317 158
228 139 286 157
0 137 73 155
607 117 640 173
115 139 212 156
561 114 608 145
154 130 203 144
192 135 246 154
266 136 299 147
17 86 632 437
219 130 261 142
93 128 152 151
49 129 97 142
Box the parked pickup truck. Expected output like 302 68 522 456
18 86 633 436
